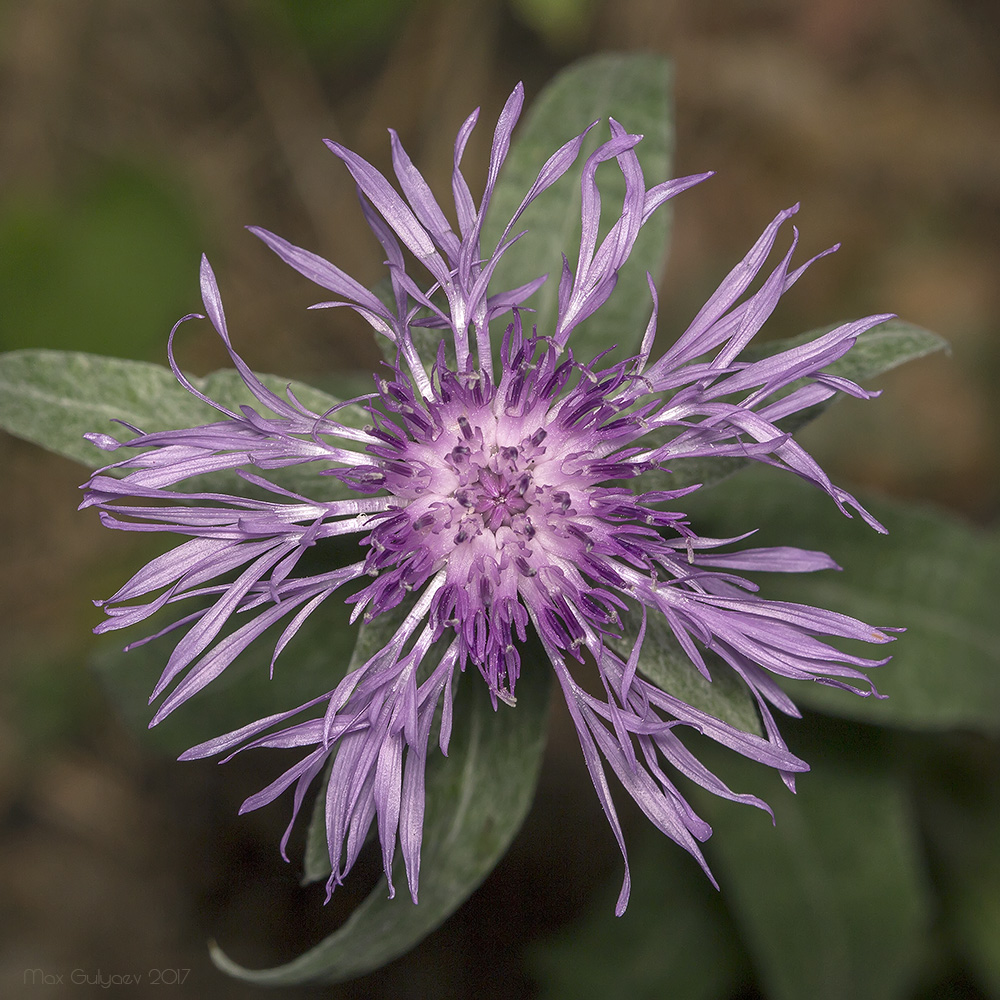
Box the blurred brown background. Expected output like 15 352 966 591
1 0 997 996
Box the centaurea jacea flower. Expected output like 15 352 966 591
81 83 896 914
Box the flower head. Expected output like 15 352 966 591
82 83 896 913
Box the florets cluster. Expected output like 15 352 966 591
351 328 687 707
81 83 896 913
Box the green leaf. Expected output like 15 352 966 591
808 318 948 382
652 319 949 492
530 825 741 1000
607 609 762 736
683 466 1000 733
0 349 370 498
210 640 553 985
697 733 930 1000
484 53 674 364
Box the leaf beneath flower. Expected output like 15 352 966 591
484 52 674 366
529 824 741 1000
696 732 930 1000
649 319 948 491
684 466 1000 733
210 636 552 985
609 608 763 736
0 349 370 499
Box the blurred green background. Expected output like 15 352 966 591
1 0 998 997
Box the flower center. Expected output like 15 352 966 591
354 346 654 699
444 415 550 541
456 465 530 532
440 412 562 556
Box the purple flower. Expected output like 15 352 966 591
81 83 897 914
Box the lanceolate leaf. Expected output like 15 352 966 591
650 319 948 492
210 641 552 985
799 318 947 383
697 735 929 1000
0 348 366 468
0 349 371 500
608 609 762 737
484 53 674 364
684 466 1000 733
530 825 741 1000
